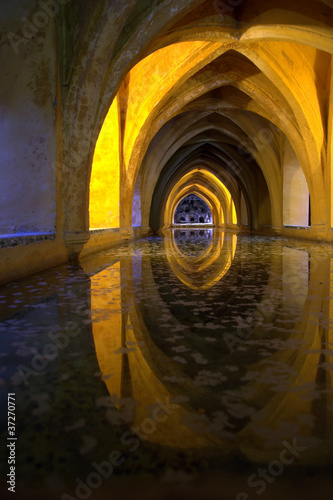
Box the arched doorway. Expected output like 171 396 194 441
173 194 213 225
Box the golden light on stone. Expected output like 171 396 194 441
165 168 238 228
89 97 120 229
123 41 220 169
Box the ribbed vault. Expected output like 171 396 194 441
162 168 238 229
57 0 333 249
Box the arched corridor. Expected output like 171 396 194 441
1 0 333 281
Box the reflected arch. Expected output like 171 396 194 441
165 229 238 290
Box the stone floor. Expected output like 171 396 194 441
0 230 332 499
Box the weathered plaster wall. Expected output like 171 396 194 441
132 172 142 227
0 0 57 234
283 139 310 227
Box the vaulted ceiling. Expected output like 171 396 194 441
58 0 332 237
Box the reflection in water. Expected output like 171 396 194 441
167 229 237 290
0 231 333 498
173 229 213 257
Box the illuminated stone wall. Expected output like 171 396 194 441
283 139 310 227
89 97 120 229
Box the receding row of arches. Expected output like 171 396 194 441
89 40 315 236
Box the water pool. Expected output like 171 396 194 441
0 230 332 499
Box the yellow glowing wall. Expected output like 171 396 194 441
124 41 217 168
89 98 120 229
232 199 237 224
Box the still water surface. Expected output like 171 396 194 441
0 230 333 499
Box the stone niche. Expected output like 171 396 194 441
174 194 213 224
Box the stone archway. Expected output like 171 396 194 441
57 0 333 258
